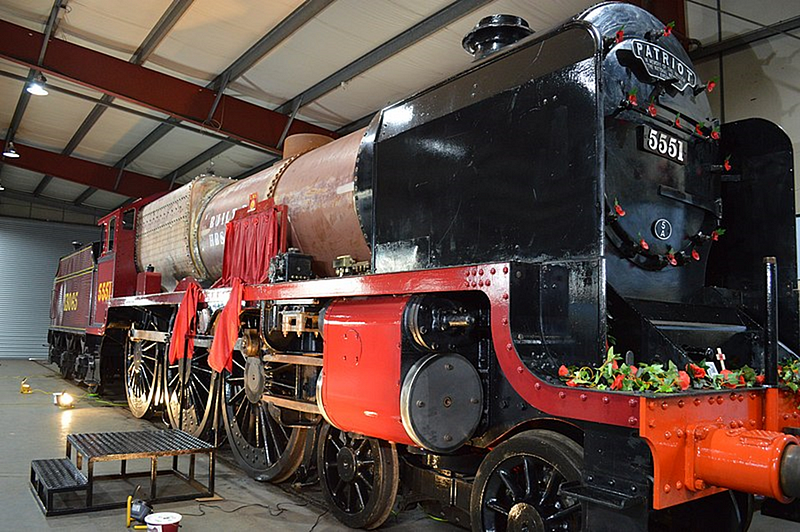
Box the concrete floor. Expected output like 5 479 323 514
0 359 797 531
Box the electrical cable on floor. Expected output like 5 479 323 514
180 500 308 518
19 384 128 407
307 509 329 532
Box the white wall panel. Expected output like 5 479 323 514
0 217 99 358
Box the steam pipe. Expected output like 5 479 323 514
764 257 779 385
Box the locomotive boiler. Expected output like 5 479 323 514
48 2 800 531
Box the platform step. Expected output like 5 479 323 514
30 458 88 516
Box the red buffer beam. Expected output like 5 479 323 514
5 142 170 198
0 20 334 153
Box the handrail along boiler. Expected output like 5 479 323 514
47 3 800 531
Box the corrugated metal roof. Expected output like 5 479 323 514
0 0 797 226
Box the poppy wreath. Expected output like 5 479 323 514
556 347 789 394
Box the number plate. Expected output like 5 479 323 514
639 125 687 165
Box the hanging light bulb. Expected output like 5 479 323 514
3 141 20 159
26 73 49 96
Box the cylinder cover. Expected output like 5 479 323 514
400 353 483 452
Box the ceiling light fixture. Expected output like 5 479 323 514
26 73 49 96
2 141 20 158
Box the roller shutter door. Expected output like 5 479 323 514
0 217 99 359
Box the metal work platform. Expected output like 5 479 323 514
30 429 215 516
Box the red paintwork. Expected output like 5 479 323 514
136 272 162 295
109 260 800 508
321 296 416 446
246 263 639 427
93 256 115 328
89 196 164 334
7 142 170 198
0 20 333 152
110 262 640 428
50 246 95 332
694 427 795 502
639 388 800 509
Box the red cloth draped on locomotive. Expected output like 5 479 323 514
48 3 800 530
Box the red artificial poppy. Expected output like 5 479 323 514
707 76 719 93
566 379 577 387
691 249 700 261
723 157 731 172
627 87 638 107
667 253 677 266
720 369 740 388
695 122 705 136
615 26 625 44
611 374 625 390
612 359 619 370
630 365 638 376
640 238 649 251
559 365 570 377
675 113 681 129
614 199 626 217
689 363 706 379
755 374 765 385
710 128 720 140
648 102 657 117
664 21 675 37
677 370 690 391
711 228 725 241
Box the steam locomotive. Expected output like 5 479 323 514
47 2 800 530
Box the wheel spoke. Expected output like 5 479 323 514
235 393 249 420
499 468 523 501
229 386 245 403
523 456 533 498
538 467 559 507
332 478 344 497
486 498 509 516
355 471 374 492
193 375 211 396
545 501 581 524
330 437 343 452
260 405 274 464
353 479 366 511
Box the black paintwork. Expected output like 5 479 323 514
357 25 601 274
708 118 799 353
354 1 796 377
345 2 797 528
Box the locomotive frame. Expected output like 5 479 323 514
47 3 800 531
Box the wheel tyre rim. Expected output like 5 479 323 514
164 349 217 438
482 455 580 531
125 339 159 418
318 424 399 530
221 345 305 481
